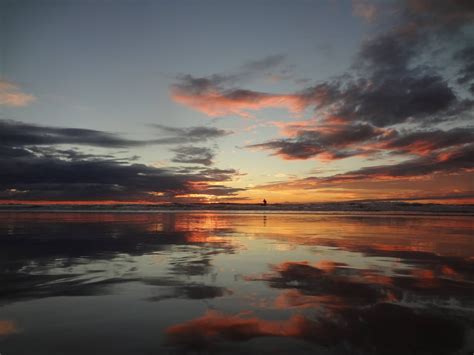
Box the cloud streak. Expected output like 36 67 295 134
0 120 231 148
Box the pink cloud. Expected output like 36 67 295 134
171 87 306 118
0 80 36 107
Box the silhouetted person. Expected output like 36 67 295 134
263 199 267 206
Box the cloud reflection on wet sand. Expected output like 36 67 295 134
0 212 472 354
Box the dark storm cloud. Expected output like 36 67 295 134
171 146 214 166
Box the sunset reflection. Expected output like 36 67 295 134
0 212 472 354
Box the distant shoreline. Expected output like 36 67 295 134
0 201 473 215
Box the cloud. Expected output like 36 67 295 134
169 54 306 118
171 77 305 118
0 120 231 149
0 320 17 336
377 127 474 155
352 0 378 22
165 304 466 354
240 54 286 73
0 151 242 201
249 121 474 161
165 310 321 349
0 80 36 107
296 32 470 128
171 146 215 166
170 0 473 129
0 214 238 304
247 120 386 161
221 1 474 199
248 261 381 306
257 143 474 192
151 124 232 143
321 143 474 183
454 45 474 86
0 120 242 202
401 0 474 32
0 119 149 148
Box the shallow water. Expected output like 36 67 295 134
0 212 472 355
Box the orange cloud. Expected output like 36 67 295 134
352 0 378 22
171 87 306 118
0 80 36 107
166 310 325 347
0 320 18 336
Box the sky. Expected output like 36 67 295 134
0 0 473 204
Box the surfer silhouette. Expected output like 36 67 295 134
263 199 267 206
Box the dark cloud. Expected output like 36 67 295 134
249 122 474 161
380 127 474 154
400 0 474 34
299 30 467 128
309 0 474 127
251 261 381 307
0 150 242 201
335 73 458 127
0 213 237 304
151 124 232 143
147 284 232 302
249 255 473 309
0 119 148 148
256 142 473 192
248 123 383 160
173 54 287 90
320 143 474 183
454 45 474 87
240 54 286 74
171 146 215 166
0 120 241 202
0 119 232 148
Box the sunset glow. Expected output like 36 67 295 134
1 0 472 206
